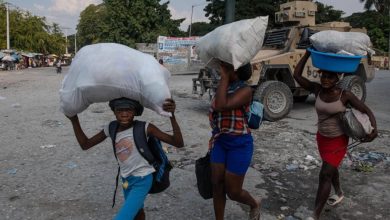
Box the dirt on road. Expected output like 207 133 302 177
0 68 389 220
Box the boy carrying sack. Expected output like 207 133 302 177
67 98 184 220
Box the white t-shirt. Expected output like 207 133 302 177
104 123 155 178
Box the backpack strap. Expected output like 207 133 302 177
133 120 156 164
108 121 120 208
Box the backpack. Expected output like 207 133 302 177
246 100 264 129
108 120 172 207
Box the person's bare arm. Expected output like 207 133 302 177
67 115 107 150
293 50 321 94
213 63 252 111
147 99 184 148
343 91 378 142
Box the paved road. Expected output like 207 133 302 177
365 70 390 130
0 67 388 220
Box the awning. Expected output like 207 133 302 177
21 53 34 58
1 55 16 61
32 53 43 57
47 54 58 58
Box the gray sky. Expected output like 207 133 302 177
5 0 369 35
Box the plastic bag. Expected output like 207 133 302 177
310 30 374 56
195 152 213 199
59 43 171 117
340 108 373 140
196 16 268 70
246 100 264 129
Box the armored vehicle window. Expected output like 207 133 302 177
263 28 291 48
297 28 318 49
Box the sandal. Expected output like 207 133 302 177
327 194 344 206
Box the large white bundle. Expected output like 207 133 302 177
59 43 171 117
310 30 374 56
196 16 268 70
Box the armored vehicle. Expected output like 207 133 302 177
192 0 374 121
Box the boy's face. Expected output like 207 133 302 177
114 108 136 126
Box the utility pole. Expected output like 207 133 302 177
61 27 71 54
188 2 207 69
189 3 206 37
225 0 235 24
6 2 10 49
189 5 194 37
74 33 77 53
65 29 68 54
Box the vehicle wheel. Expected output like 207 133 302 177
254 80 293 121
293 95 308 102
338 75 366 102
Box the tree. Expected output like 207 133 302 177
76 4 109 47
101 0 184 47
0 2 7 49
77 0 185 48
203 0 344 30
315 1 344 24
0 1 65 54
187 22 214 36
204 0 283 29
360 0 389 15
345 11 389 52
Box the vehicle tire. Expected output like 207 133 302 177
338 75 366 102
254 80 293 121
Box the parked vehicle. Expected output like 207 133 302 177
192 0 374 121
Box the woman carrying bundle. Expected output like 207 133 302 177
293 50 377 219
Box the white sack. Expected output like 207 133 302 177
310 30 374 56
196 16 268 70
59 43 171 117
352 108 374 134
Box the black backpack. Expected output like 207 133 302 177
108 120 172 207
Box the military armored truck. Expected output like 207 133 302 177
192 0 375 121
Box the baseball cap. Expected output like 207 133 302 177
109 98 144 116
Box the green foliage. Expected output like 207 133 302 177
67 34 77 54
315 1 344 24
204 0 344 30
188 22 214 36
77 0 184 48
360 0 389 15
77 4 109 46
0 1 65 54
345 11 389 52
204 0 283 29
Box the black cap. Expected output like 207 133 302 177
109 98 144 116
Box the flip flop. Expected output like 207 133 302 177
327 194 344 206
